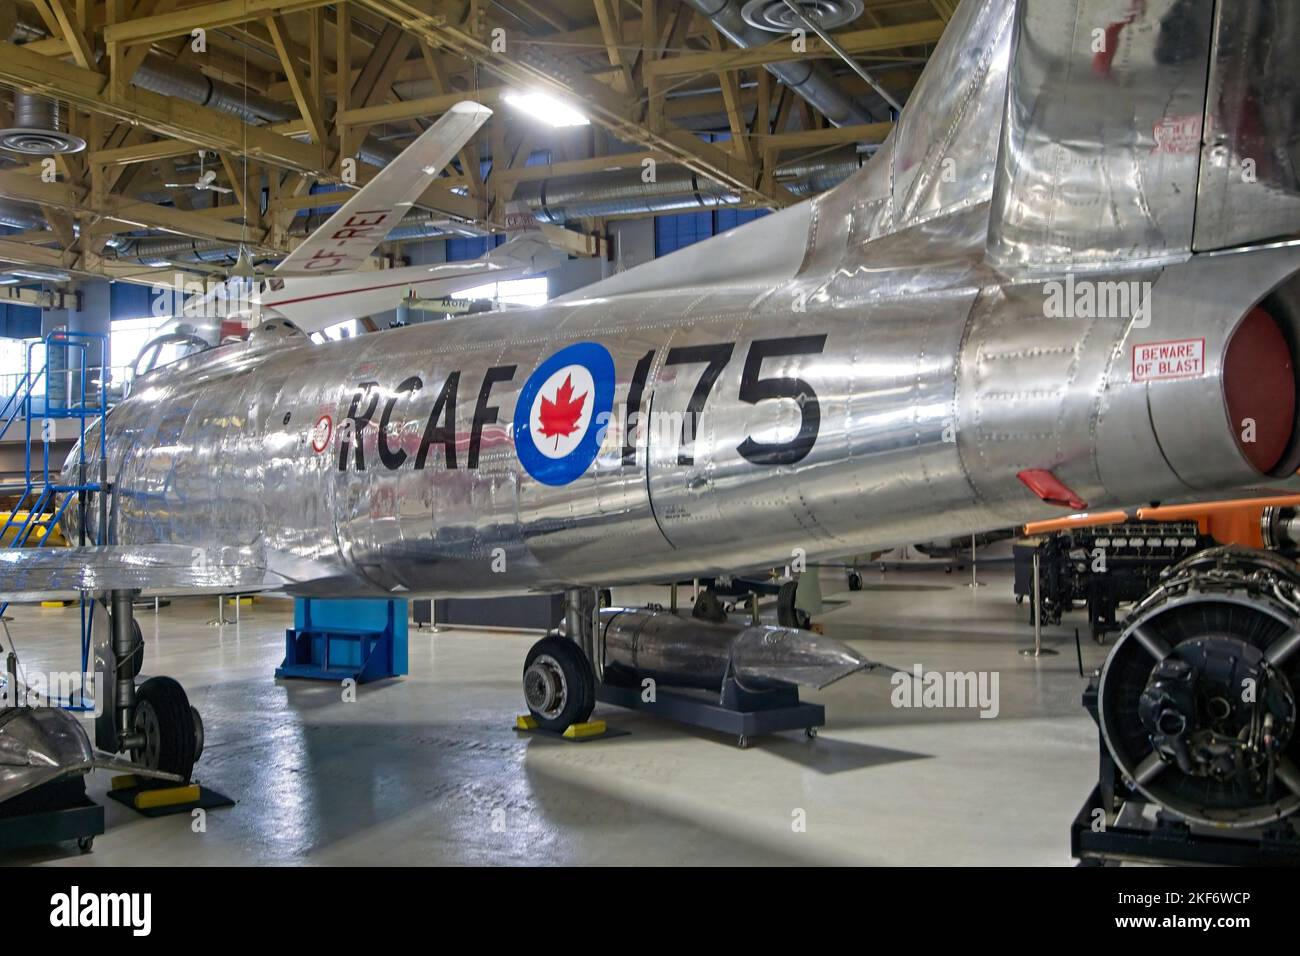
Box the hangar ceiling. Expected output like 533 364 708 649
0 0 950 298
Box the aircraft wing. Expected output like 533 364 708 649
0 545 285 602
275 101 492 275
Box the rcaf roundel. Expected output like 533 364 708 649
514 342 615 486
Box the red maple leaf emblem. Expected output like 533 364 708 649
537 373 587 448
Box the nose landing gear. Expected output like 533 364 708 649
96 590 203 782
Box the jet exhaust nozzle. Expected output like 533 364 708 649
597 605 874 694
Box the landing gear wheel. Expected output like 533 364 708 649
805 726 818 739
737 735 749 749
692 588 728 624
522 636 595 732
130 676 199 782
847 572 863 592
77 836 94 854
777 581 811 629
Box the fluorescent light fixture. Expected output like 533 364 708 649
501 90 589 128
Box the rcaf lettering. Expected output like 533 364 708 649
338 381 379 471
470 366 517 469
377 375 423 470
336 336 825 473
414 372 459 470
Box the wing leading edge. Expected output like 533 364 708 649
274 101 492 275
0 545 285 603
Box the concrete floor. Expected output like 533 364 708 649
3 564 1109 865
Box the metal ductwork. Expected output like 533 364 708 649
127 57 400 168
125 211 452 265
132 57 295 126
511 149 864 222
739 0 864 32
2 5 401 169
0 90 86 154
683 0 875 126
515 168 738 223
0 198 49 230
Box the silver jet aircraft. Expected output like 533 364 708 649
2 0 1300 822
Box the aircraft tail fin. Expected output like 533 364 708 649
275 101 491 275
817 0 1299 277
988 0 1300 275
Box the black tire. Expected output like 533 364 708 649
691 588 727 623
847 572 863 592
130 676 198 782
522 636 595 732
777 581 811 629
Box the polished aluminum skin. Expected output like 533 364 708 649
0 705 180 801
599 606 874 693
0 0 1293 604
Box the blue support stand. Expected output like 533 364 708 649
275 598 408 684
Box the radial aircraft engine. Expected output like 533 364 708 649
1 0 1299 825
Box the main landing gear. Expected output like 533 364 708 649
521 588 598 732
96 590 204 781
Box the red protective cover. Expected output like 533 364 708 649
1017 469 1088 511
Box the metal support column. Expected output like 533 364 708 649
110 589 144 747
564 587 599 675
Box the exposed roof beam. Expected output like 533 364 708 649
101 0 338 47
352 0 776 206
644 19 946 78
492 151 670 184
759 122 894 152
265 13 327 143
0 39 325 173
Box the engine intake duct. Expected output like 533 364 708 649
598 605 873 693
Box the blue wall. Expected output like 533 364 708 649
445 233 505 262
0 303 40 338
654 208 769 257
109 282 155 321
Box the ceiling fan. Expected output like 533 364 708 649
164 151 234 195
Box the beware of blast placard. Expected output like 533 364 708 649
1132 338 1205 382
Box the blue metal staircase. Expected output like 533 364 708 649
0 330 111 708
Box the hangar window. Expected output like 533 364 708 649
452 276 548 308
111 316 169 384
0 335 42 396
